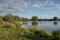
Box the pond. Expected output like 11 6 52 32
23 21 60 32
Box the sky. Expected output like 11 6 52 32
0 0 60 19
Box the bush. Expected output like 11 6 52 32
0 17 4 25
14 21 24 28
52 30 60 40
2 22 16 28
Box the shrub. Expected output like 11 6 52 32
2 22 16 28
0 17 4 25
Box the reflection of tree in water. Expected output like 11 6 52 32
32 21 38 25
23 21 27 24
53 21 58 25
29 21 40 29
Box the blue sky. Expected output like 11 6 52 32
0 0 60 19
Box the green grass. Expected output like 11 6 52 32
0 25 60 40
0 14 60 40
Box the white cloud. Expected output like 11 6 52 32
56 5 60 9
22 1 28 7
32 2 43 8
0 0 60 14
58 6 60 9
32 0 60 11
0 0 29 13
32 4 41 8
45 1 48 4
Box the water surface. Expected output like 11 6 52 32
23 21 60 32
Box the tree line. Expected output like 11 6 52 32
30 16 59 21
0 14 59 22
0 14 28 22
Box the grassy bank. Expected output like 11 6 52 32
0 24 60 40
0 14 60 40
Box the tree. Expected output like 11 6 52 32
31 16 38 21
21 17 28 21
14 16 21 21
3 14 14 22
53 16 58 21
23 18 28 21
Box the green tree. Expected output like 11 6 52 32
31 16 38 21
52 30 60 40
53 16 58 21
21 17 28 21
3 14 14 22
14 16 21 21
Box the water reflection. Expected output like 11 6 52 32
24 21 60 31
53 21 58 25
23 21 27 24
32 21 38 25
29 21 39 29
